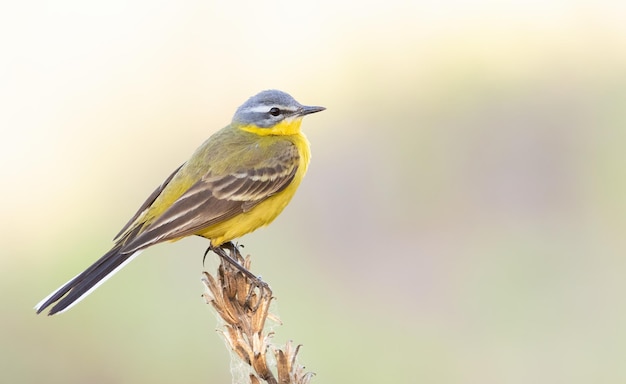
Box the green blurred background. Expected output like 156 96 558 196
2 1 626 383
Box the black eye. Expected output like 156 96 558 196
269 107 281 116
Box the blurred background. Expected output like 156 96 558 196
2 1 626 383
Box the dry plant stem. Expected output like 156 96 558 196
201 245 314 384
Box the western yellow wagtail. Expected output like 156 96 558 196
35 90 325 315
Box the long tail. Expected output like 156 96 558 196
35 246 142 316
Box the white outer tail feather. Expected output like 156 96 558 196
34 250 143 314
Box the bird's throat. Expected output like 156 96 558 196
239 118 303 136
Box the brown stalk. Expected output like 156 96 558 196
201 245 314 384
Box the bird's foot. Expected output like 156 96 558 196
206 241 271 310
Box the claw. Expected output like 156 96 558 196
245 278 271 311
203 246 211 266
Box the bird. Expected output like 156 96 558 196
35 89 325 316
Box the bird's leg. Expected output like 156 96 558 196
219 242 271 310
204 241 240 265
207 242 271 308
209 242 257 281
204 242 245 267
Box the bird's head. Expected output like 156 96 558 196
233 90 325 135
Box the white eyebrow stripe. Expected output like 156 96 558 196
240 105 299 114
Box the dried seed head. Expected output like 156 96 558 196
202 244 314 384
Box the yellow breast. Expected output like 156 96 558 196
197 132 310 246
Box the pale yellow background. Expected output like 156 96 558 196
2 1 626 383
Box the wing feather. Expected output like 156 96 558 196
114 163 185 241
121 142 299 252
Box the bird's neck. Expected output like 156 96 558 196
238 118 303 136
